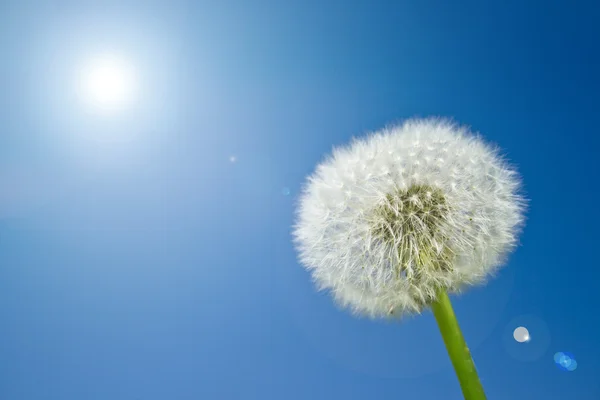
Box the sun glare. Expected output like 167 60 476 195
78 54 137 113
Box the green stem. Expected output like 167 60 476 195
430 289 487 400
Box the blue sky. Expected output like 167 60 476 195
1 1 599 399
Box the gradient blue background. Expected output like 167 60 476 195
1 1 599 399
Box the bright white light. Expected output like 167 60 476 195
513 326 530 343
78 54 137 113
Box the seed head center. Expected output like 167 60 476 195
371 184 453 278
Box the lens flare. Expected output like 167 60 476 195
513 326 530 343
554 352 577 371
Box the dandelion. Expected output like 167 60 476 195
293 118 526 400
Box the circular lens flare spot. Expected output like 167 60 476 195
503 315 550 362
554 352 565 363
513 326 530 343
554 352 577 372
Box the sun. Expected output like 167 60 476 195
78 54 137 113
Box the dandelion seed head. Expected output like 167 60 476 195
293 118 526 319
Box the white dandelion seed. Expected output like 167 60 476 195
292 118 526 398
293 118 525 319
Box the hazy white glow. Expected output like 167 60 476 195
513 326 530 343
229 156 237 163
78 54 137 112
